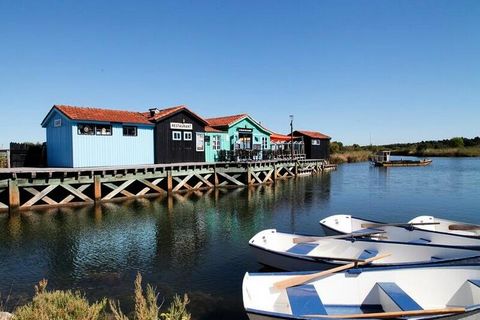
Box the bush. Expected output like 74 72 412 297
14 279 107 320
449 137 464 148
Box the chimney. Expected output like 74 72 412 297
149 108 159 117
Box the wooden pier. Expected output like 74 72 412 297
0 159 336 212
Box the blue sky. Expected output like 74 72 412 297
0 0 479 147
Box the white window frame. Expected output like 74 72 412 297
172 131 182 141
262 137 268 149
212 135 221 151
183 131 193 141
312 139 321 146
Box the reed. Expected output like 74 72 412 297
330 150 372 164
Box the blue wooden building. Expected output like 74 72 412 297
41 105 154 167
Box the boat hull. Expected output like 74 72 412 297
373 159 432 167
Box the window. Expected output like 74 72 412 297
172 131 182 141
95 124 112 136
212 135 221 150
312 139 321 145
196 133 204 151
78 124 95 135
54 119 62 127
183 131 192 141
262 137 268 149
123 126 137 136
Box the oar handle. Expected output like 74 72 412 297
273 253 391 289
305 307 466 319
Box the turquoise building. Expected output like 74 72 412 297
41 105 154 167
205 114 271 161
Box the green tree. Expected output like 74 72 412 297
449 137 464 148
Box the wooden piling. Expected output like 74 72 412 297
8 179 20 212
167 171 173 194
94 175 102 202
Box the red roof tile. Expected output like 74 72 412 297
146 105 208 125
53 105 152 125
270 133 294 142
206 114 247 128
204 126 225 133
294 130 331 139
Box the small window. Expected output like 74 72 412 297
184 131 192 141
312 139 321 145
78 124 95 135
95 124 112 136
172 131 182 141
262 137 268 149
123 126 137 136
54 119 62 127
212 135 221 150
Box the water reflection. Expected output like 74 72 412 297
0 175 332 319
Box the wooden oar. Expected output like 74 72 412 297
305 307 465 319
361 222 440 228
449 224 480 231
293 230 386 244
273 253 390 289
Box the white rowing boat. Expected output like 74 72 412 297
243 264 480 319
409 216 480 237
319 215 480 248
249 229 480 271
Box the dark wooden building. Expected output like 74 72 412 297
293 130 331 160
146 106 208 163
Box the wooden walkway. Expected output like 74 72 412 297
0 159 336 212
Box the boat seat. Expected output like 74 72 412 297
287 243 318 255
377 282 422 311
469 280 480 287
409 238 431 244
358 249 378 260
286 284 327 316
447 279 480 306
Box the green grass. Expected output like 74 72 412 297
394 147 480 157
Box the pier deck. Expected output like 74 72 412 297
0 159 336 212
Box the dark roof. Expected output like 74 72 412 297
294 130 331 139
42 105 152 126
145 105 208 125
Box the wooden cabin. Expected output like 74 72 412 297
204 126 229 162
41 105 154 167
269 133 305 159
292 130 331 160
206 114 271 161
146 106 208 163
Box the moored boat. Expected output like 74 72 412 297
243 264 480 320
370 151 432 167
248 229 480 271
409 216 480 237
319 214 480 248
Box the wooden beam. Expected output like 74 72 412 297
60 184 92 203
103 180 135 200
137 178 165 195
217 172 244 186
22 185 58 207
173 174 194 192
8 179 20 211
94 175 102 202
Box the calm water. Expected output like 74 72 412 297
1 157 479 319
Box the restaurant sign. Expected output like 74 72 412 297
170 122 193 130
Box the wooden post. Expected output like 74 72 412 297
94 175 102 202
272 163 277 183
294 161 299 177
167 171 173 194
7 150 10 168
247 166 253 185
8 179 20 212
214 166 219 188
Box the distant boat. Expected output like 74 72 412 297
248 229 480 271
370 150 432 167
242 264 480 319
319 214 480 244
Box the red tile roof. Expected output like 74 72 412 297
145 105 208 125
294 130 331 139
205 126 225 133
52 105 152 125
270 133 294 142
206 114 247 127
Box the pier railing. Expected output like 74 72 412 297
0 159 336 212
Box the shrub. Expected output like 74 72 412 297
14 279 107 320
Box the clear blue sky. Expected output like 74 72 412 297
1 0 479 148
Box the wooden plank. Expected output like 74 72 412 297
217 172 244 186
103 180 135 200
22 185 58 207
59 184 91 204
60 184 92 202
137 178 165 195
194 173 213 188
173 174 194 192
